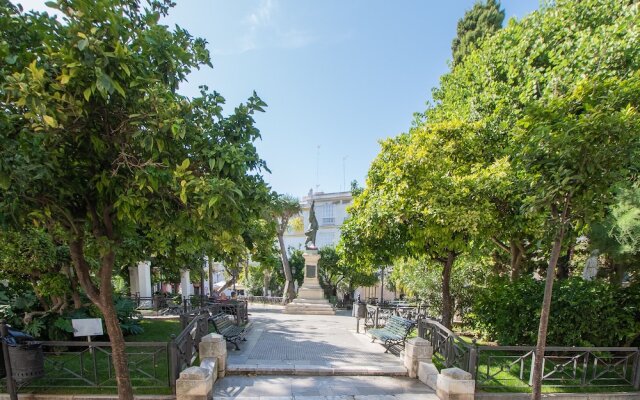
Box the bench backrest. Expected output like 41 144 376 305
211 313 234 331
385 315 416 338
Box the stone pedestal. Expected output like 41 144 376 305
199 333 227 379
284 250 335 315
403 337 433 378
418 361 439 390
436 367 475 400
175 366 214 400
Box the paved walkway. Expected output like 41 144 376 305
227 306 405 375
214 304 436 399
213 375 438 399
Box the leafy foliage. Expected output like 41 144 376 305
0 1 270 397
471 278 640 347
451 0 504 66
389 255 488 321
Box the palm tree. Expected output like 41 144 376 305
272 194 301 303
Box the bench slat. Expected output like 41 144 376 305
210 312 247 350
369 315 415 353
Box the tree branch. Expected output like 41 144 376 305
69 237 101 305
491 236 510 253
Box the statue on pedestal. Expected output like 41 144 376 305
304 200 319 250
582 249 600 281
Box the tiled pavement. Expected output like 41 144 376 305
213 375 438 399
226 306 406 375
214 304 437 399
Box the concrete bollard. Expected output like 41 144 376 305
403 337 433 378
175 366 214 400
199 333 227 379
436 367 475 400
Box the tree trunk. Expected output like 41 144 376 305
277 232 296 303
510 240 524 281
215 276 235 294
100 297 134 400
609 255 625 285
531 201 570 400
263 271 271 296
69 239 134 400
64 264 84 309
244 255 249 286
208 257 214 296
441 251 457 329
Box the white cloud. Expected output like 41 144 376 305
246 0 274 28
231 0 316 54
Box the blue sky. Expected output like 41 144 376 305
16 0 540 197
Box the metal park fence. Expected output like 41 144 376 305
12 341 172 391
416 318 640 391
0 311 227 396
169 313 209 385
474 345 640 391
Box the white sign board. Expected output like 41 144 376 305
71 318 104 337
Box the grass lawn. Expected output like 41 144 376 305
433 335 638 394
126 318 182 342
8 318 184 396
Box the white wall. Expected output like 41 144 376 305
283 191 352 251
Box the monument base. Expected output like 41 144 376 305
284 284 335 315
283 250 335 315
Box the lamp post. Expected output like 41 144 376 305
379 265 385 305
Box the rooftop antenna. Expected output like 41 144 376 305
316 145 320 192
342 156 348 191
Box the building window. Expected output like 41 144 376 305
320 203 334 225
316 232 336 248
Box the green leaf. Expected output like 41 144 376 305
83 87 92 101
96 73 113 94
112 80 126 97
43 115 58 128
4 55 17 65
77 38 89 51
181 159 190 169
0 172 10 190
53 318 73 333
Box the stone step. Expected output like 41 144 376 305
290 298 333 304
284 306 335 311
284 304 335 310
227 364 408 376
283 309 336 315
214 375 435 400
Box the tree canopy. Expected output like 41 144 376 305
344 1 639 395
0 0 270 397
451 0 504 67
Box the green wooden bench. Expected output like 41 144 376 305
210 312 247 350
368 315 416 353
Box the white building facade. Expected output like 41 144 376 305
283 190 353 251
282 189 396 303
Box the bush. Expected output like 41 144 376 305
470 277 640 346
0 284 143 339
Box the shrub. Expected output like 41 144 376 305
0 284 143 339
470 277 640 346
